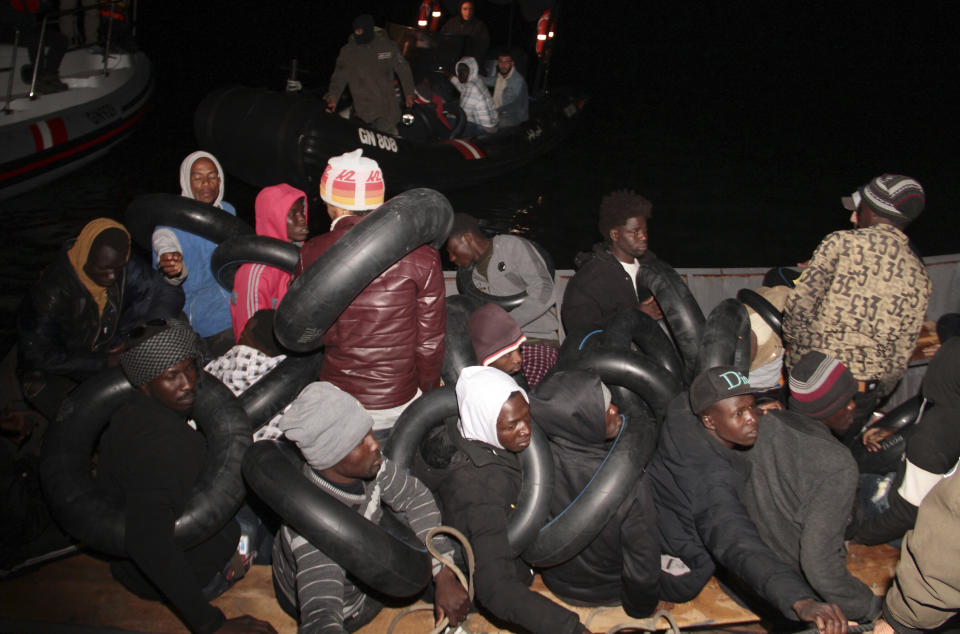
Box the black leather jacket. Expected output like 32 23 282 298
18 248 184 382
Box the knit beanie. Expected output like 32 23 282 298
469 303 526 366
842 174 925 224
120 321 202 387
277 382 373 471
319 148 384 211
353 14 375 44
788 352 857 420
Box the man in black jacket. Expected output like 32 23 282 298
18 218 184 422
646 366 849 633
530 369 659 617
561 190 664 337
435 365 588 634
99 322 273 634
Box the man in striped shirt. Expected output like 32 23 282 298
271 382 470 632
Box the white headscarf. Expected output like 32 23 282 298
456 366 527 449
179 150 226 208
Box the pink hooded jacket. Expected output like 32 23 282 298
230 184 308 339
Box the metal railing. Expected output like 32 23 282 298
3 0 136 110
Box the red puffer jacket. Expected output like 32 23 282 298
295 215 446 409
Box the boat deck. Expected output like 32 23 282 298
0 543 899 633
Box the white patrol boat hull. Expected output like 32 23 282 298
0 46 152 200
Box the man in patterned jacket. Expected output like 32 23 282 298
782 174 931 439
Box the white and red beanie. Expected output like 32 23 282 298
318 148 385 211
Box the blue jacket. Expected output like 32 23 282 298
152 201 235 338
483 67 529 127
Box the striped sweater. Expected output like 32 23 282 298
272 458 451 633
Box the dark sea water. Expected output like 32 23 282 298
2 2 957 350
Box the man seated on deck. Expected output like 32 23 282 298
294 149 445 441
646 365 849 633
18 218 184 423
561 190 664 337
482 51 529 129
448 213 559 385
743 352 883 623
98 321 274 634
152 151 237 359
449 57 498 137
271 381 469 633
468 302 552 389
530 369 660 618
871 469 960 634
434 366 590 634
782 174 931 445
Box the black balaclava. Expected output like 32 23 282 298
353 14 375 44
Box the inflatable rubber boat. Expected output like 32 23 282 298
193 25 586 194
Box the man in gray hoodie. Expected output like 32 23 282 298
743 351 882 623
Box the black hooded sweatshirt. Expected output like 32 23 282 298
530 370 660 617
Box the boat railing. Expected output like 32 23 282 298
2 28 20 114
2 0 137 107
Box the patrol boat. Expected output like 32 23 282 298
0 4 152 201
193 22 586 197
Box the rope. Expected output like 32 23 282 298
584 607 682 633
386 525 476 634
794 624 876 633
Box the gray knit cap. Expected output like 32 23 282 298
120 322 203 387
277 382 373 471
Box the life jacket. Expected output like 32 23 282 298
100 0 126 21
10 0 40 13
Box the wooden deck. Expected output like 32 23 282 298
0 543 899 633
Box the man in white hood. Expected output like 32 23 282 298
450 56 498 137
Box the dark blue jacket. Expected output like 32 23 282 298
646 392 816 618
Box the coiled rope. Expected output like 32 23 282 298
386 525 476 634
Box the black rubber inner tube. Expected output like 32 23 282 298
39 368 251 557
522 356 660 568
237 350 325 432
275 188 454 352
124 192 253 252
697 298 751 376
211 234 301 292
737 287 782 335
440 293 484 387
572 348 683 425
455 266 526 311
384 386 554 556
453 239 556 312
850 395 925 475
635 259 705 386
599 308 685 384
242 440 432 597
